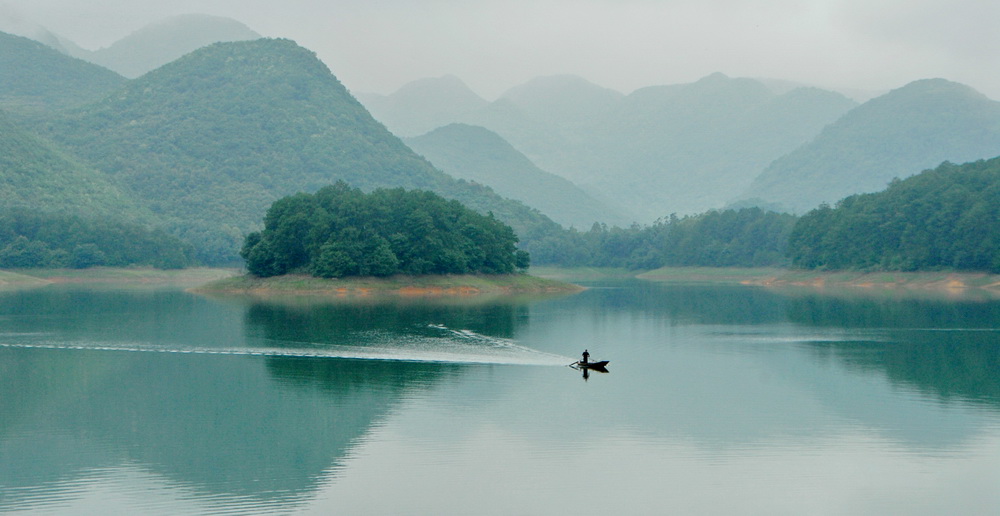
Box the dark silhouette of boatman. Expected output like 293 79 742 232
581 349 590 364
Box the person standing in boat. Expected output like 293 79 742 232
581 349 590 364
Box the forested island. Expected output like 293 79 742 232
241 182 529 278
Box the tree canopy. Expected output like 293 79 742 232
787 157 1000 272
240 183 529 278
0 209 194 269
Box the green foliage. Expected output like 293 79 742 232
0 210 195 269
0 31 124 112
35 38 565 264
531 208 797 269
240 183 528 278
0 111 147 220
788 157 1000 272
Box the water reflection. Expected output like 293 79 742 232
0 289 518 512
1 282 998 513
781 292 1000 408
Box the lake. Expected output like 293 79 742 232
1 278 999 515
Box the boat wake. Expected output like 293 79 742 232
0 325 573 366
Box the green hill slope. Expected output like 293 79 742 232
741 79 1000 213
0 31 124 112
404 123 627 228
38 38 563 263
788 156 1000 271
0 111 143 218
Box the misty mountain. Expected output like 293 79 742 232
0 31 125 111
361 72 856 222
37 38 564 263
0 111 143 218
78 14 261 78
358 75 489 137
0 13 87 58
739 79 1000 213
404 123 627 228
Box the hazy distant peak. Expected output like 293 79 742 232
86 14 261 78
888 78 987 99
419 123 508 145
776 86 855 104
390 75 487 105
499 74 623 102
104 14 261 49
695 71 731 83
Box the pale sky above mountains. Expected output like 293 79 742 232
2 0 998 100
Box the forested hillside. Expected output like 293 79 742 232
404 124 627 228
0 31 125 112
0 111 145 218
788 157 1000 272
742 79 1000 213
34 38 565 264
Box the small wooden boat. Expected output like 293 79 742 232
574 360 609 369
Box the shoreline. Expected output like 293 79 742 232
636 267 1000 296
193 272 584 297
5 266 999 298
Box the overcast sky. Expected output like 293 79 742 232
2 0 998 100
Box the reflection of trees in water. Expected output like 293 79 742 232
0 350 450 511
560 280 790 325
0 291 490 511
244 298 529 345
784 293 1000 408
264 354 459 394
565 282 1000 410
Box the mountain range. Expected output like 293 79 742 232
363 72 1000 220
362 73 860 221
4 14 1000 268
0 12 260 79
2 33 565 263
404 123 627 228
739 79 1000 212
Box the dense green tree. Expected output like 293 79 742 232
241 183 528 278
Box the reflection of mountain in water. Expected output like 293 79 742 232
558 279 790 325
0 290 499 511
782 293 1000 408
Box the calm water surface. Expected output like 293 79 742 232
1 279 999 515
